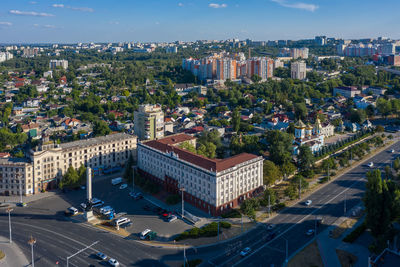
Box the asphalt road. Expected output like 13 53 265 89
208 140 400 267
0 140 398 267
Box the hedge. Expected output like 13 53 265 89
181 259 202 267
175 221 231 241
221 209 241 218
343 222 366 243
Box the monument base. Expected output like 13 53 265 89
84 210 96 222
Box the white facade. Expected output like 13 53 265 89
0 159 34 196
291 61 307 80
49 59 68 70
0 52 13 62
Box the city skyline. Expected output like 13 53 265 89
0 0 399 43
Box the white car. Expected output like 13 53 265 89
80 203 87 210
240 247 252 257
368 162 374 168
305 200 312 206
96 252 107 260
306 229 315 236
119 184 127 190
391 149 395 153
167 215 177 222
108 258 120 266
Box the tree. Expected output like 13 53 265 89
240 198 260 220
197 142 216 158
298 145 315 174
280 161 296 178
251 74 262 83
59 166 79 189
77 165 87 185
261 188 277 207
263 160 282 186
393 157 400 172
179 141 197 153
232 108 241 133
376 98 392 118
123 154 134 183
266 130 293 166
294 102 307 120
321 158 336 178
93 120 111 137
350 109 367 124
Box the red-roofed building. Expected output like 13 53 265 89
59 76 67 85
138 133 263 216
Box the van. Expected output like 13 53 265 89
140 229 152 240
111 177 123 185
114 217 131 226
91 198 104 207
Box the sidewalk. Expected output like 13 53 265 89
317 215 367 267
0 236 29 267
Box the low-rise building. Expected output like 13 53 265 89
137 134 263 216
333 86 361 98
0 158 34 196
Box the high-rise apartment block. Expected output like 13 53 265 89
337 42 398 57
290 48 309 59
0 52 13 63
22 47 39 58
291 61 307 80
49 59 69 70
134 104 164 140
183 52 276 82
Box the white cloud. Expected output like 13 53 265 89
209 3 227 8
9 10 55 17
109 21 120 25
178 3 184 7
33 23 57 29
0 22 12 26
29 1 38 4
52 4 94 12
271 0 318 12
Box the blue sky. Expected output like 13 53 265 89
0 0 399 43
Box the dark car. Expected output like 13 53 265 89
143 205 151 211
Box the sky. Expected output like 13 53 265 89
0 0 399 43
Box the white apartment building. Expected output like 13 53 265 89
291 48 309 59
134 104 164 140
0 158 34 196
49 59 68 70
0 52 13 63
0 133 137 196
291 61 307 80
137 134 263 216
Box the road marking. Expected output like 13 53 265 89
230 143 399 267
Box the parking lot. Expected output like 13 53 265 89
56 176 194 241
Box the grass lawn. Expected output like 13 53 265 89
288 241 323 267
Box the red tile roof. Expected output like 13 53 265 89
143 134 259 172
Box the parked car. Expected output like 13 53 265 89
16 202 27 207
108 258 120 266
240 247 252 257
96 252 107 260
119 184 127 190
65 207 78 216
306 229 315 236
134 192 143 200
305 200 312 206
368 162 374 168
167 215 177 222
162 212 172 218
391 149 395 153
267 224 275 231
80 203 87 210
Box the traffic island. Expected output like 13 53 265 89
336 249 358 267
0 250 5 261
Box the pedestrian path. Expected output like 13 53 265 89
0 236 29 267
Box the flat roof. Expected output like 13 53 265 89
60 133 136 150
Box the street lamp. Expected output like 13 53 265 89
282 237 288 267
6 207 13 243
28 236 36 267
131 166 135 193
180 187 185 218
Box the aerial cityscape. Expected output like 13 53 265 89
1 1 400 267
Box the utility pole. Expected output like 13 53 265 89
28 236 36 267
268 194 271 218
314 216 317 238
283 237 288 267
344 193 347 215
327 164 330 181
183 244 186 267
241 213 243 233
131 166 135 193
217 219 220 241
180 187 185 218
298 177 302 199
66 241 99 267
6 207 13 243
18 173 23 204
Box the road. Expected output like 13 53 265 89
208 140 400 267
0 140 398 267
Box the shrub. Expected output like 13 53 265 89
221 209 241 218
181 259 202 267
343 222 366 243
220 221 232 229
166 194 180 205
319 177 329 184
272 202 286 211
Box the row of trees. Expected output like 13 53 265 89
59 165 87 189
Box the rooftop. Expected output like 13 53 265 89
60 132 136 150
143 134 260 172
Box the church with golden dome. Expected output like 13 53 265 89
293 118 325 155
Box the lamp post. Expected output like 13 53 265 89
131 166 135 193
18 173 23 204
28 236 36 267
344 193 347 215
183 243 187 267
6 207 13 243
180 187 185 218
282 237 288 267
